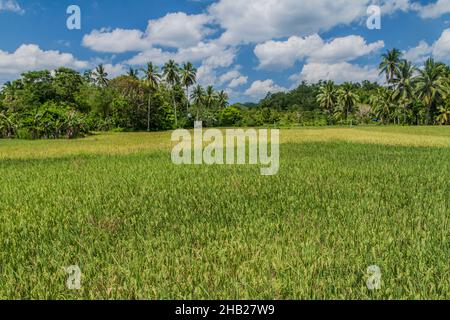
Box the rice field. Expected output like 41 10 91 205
0 126 449 299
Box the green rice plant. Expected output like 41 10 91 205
0 127 448 299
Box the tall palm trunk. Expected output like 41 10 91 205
185 86 189 115
172 89 178 127
147 91 152 132
426 100 432 125
403 105 407 125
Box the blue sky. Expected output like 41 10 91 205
1 0 450 102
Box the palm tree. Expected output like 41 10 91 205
191 85 205 121
83 70 95 84
337 83 359 120
127 67 139 80
217 90 229 109
379 48 402 85
436 106 450 125
0 111 17 138
2 81 18 108
392 60 416 124
93 64 109 88
415 58 447 124
181 62 197 114
317 80 337 120
204 85 217 110
163 60 180 126
370 88 395 125
141 62 161 131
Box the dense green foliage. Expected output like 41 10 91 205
1 49 449 140
0 127 448 299
257 53 450 126
0 62 230 139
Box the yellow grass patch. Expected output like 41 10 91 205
0 126 449 160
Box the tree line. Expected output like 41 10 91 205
259 49 450 126
1 49 449 139
0 60 229 139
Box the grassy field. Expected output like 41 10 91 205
0 126 449 299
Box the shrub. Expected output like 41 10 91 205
219 106 242 126
12 102 89 140
0 111 17 138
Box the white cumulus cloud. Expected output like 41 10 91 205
126 40 236 68
209 0 409 45
403 40 433 63
146 12 213 49
245 79 286 99
403 28 450 63
103 63 128 79
412 0 450 19
82 12 213 53
82 28 148 53
0 44 88 83
228 76 248 88
0 0 23 14
297 62 380 84
432 28 450 61
254 34 384 70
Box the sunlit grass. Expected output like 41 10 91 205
0 131 172 160
0 126 448 299
1 126 449 160
281 126 450 148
